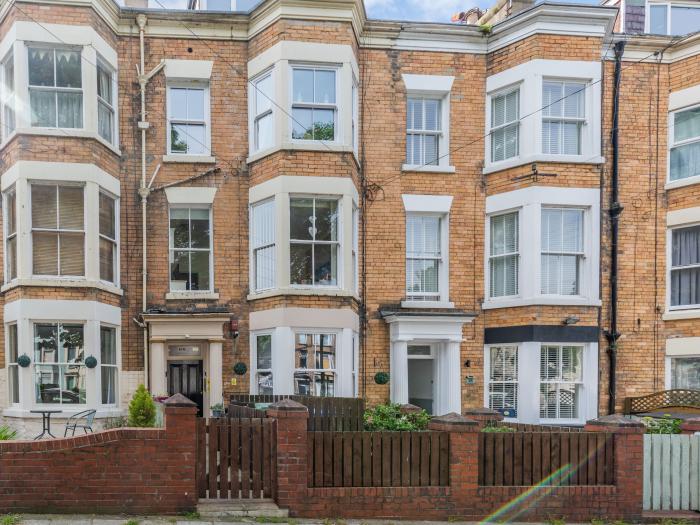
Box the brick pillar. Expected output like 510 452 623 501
428 412 479 501
681 416 700 434
584 414 645 520
267 399 309 514
162 393 199 513
463 407 504 429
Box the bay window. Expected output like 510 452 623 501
99 192 117 284
34 323 86 405
7 324 18 405
293 333 336 397
169 207 212 292
541 208 584 296
649 2 700 35
406 214 442 301
542 80 585 155
167 84 209 155
251 199 276 292
252 73 273 152
2 52 14 140
670 106 700 182
406 97 441 166
490 89 519 163
487 345 518 418
671 356 700 389
5 188 16 282
289 197 339 287
96 60 115 144
489 212 519 298
31 183 85 277
100 326 117 405
670 224 700 308
291 67 336 141
28 46 83 129
540 345 583 420
255 334 273 395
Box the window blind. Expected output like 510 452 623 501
252 200 276 291
489 212 518 297
540 345 582 420
671 225 700 307
406 214 441 300
541 208 583 295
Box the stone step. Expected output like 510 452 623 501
197 498 289 518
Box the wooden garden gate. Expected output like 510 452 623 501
196 417 276 500
643 434 700 511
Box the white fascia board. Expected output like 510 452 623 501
250 175 359 203
667 206 700 227
248 40 358 79
666 337 700 356
4 298 121 325
164 59 213 80
402 194 453 214
165 187 217 204
485 186 599 214
487 59 601 93
402 74 454 94
670 84 700 112
1 161 120 195
250 307 360 332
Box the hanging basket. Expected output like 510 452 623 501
374 371 390 385
17 354 30 368
233 362 247 375
85 356 98 369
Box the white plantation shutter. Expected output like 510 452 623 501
541 208 584 295
406 214 441 300
252 200 275 291
542 80 585 155
489 212 518 297
488 346 518 416
539 345 583 420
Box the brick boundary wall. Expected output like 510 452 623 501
0 394 198 515
270 402 645 522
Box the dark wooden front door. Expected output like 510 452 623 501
168 361 204 416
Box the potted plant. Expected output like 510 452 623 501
211 403 225 418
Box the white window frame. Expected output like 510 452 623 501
1 50 15 141
484 186 600 309
98 190 119 286
289 64 339 143
487 210 520 300
352 75 359 158
540 206 586 296
6 323 19 406
490 86 520 163
666 221 700 311
250 198 276 293
99 323 119 407
292 331 338 397
352 204 359 296
289 195 343 289
485 344 519 419
405 212 446 303
251 71 274 153
645 1 700 35
168 205 214 293
539 344 585 423
484 60 602 175
541 79 586 156
406 96 443 167
668 103 700 185
4 186 17 283
96 56 116 145
29 181 86 279
166 81 211 157
252 331 274 395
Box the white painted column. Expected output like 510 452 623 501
337 328 354 397
390 340 409 405
444 340 462 415
272 327 294 395
209 341 223 412
149 342 167 398
517 341 540 424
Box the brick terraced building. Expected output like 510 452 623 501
0 0 698 436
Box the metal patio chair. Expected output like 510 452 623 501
64 409 97 437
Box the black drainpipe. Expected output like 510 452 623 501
606 40 625 415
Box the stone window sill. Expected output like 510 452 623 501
166 291 220 301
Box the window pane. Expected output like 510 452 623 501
314 243 337 286
36 364 61 404
28 48 55 87
256 74 272 114
407 215 440 257
255 246 275 290
671 6 700 36
489 254 518 297
257 372 273 395
9 365 18 404
170 251 190 290
672 358 700 389
293 69 314 103
190 208 210 248
6 191 16 236
561 122 581 155
424 99 440 131
315 70 335 104
542 81 562 117
672 225 700 267
256 112 273 150
59 186 84 230
671 141 700 181
8 324 17 363
101 367 117 405
99 237 115 282
30 89 56 127
190 250 210 290
504 124 518 159
7 236 16 281
650 4 668 34
33 232 59 275
675 107 700 143
169 88 188 120
563 83 584 118
314 199 338 241
97 64 112 104
542 120 559 154
56 92 83 128
491 128 505 162
187 88 205 121
170 209 190 248
101 326 116 364
312 108 335 141
407 258 439 297
59 232 85 276
672 267 700 307
98 101 113 143
256 334 272 369
492 94 505 128
505 90 518 123
180 124 206 155
424 134 438 165
407 98 423 130
671 227 700 306
291 107 313 140
55 50 81 88
290 243 312 285
293 372 335 396
62 364 86 404
99 193 116 239
35 324 59 364
290 198 314 240
490 212 518 256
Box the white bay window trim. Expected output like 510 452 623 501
665 210 700 315
483 341 598 425
484 59 602 174
0 22 120 153
0 161 121 294
646 1 700 35
483 186 600 309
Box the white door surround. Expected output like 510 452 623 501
143 313 228 418
382 311 475 416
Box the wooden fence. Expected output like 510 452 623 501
197 417 276 500
478 432 615 486
643 434 700 511
306 431 449 488
230 395 365 431
227 404 267 418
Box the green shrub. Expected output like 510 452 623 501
641 415 682 434
0 425 17 441
482 424 516 433
363 403 430 431
1 514 21 525
127 384 156 428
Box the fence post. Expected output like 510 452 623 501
584 414 645 520
463 407 504 430
428 412 479 496
267 399 309 514
162 393 199 513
